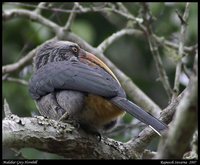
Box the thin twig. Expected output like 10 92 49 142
63 2 79 31
193 49 198 75
113 7 143 24
34 2 48 14
2 38 56 75
3 77 28 86
148 36 173 98
156 74 197 159
2 48 36 74
97 28 143 52
5 2 79 14
3 3 196 54
4 99 12 117
141 3 173 98
126 90 185 155
116 2 129 13
172 3 190 101
3 9 60 33
154 35 197 53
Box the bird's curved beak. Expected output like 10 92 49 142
79 49 120 85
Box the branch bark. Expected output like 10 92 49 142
3 9 60 33
126 89 184 154
140 3 173 98
2 48 36 74
3 115 137 159
97 28 143 52
156 74 198 159
172 3 190 100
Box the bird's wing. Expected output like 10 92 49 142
29 60 126 100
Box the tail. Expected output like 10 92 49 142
110 97 168 136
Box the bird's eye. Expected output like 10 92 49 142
71 46 78 53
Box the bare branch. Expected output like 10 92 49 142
3 9 60 33
34 2 48 14
126 90 184 154
3 116 137 159
5 2 77 13
172 3 190 100
183 130 198 159
3 99 12 117
3 77 28 86
148 36 173 98
97 28 143 52
63 2 79 31
2 38 56 75
76 2 144 24
2 48 36 74
111 7 143 24
3 3 195 54
140 3 173 98
156 74 197 159
116 3 129 13
193 49 198 75
154 35 197 53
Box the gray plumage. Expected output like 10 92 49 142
29 40 168 135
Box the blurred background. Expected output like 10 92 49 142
2 2 197 159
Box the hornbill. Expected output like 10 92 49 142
29 40 168 136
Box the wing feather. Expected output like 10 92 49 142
29 61 125 100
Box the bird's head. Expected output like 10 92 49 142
34 40 80 70
34 40 119 84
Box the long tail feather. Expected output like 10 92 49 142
111 97 168 136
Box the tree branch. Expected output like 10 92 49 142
140 3 173 98
63 2 79 31
3 99 12 117
154 35 197 54
3 115 138 159
97 28 143 52
3 76 28 86
172 3 190 100
148 35 173 98
2 38 56 75
156 73 197 159
2 48 36 74
34 2 48 14
126 89 184 154
3 9 60 34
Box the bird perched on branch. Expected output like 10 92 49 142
29 40 168 136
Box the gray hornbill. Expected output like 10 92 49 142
29 40 168 135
